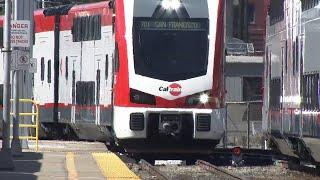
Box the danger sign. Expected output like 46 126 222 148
11 20 30 48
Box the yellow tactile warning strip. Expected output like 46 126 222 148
92 152 140 180
66 152 78 180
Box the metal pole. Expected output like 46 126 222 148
247 102 250 149
11 70 21 156
223 0 227 149
0 0 14 170
10 0 22 156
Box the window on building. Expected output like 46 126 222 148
72 15 101 42
243 77 263 101
248 2 255 24
269 0 284 25
47 59 51 83
41 57 45 81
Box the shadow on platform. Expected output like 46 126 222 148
0 152 43 180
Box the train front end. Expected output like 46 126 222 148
113 0 225 153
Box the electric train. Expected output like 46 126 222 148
0 0 226 153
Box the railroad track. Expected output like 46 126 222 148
196 160 246 180
139 159 170 180
275 159 320 176
137 158 247 180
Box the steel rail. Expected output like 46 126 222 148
196 160 247 180
139 159 170 180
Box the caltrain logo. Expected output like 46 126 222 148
159 83 182 96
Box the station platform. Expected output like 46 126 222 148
0 140 140 180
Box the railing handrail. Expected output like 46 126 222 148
9 98 39 151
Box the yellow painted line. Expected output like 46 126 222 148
92 152 140 180
66 152 78 180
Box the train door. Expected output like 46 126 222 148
33 33 55 123
96 29 114 126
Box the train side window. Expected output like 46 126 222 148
302 0 320 11
302 74 320 110
105 55 109 80
293 41 296 75
76 81 95 106
265 47 269 79
281 46 287 74
65 56 69 80
72 15 101 42
94 15 101 40
33 23 35 45
72 18 81 42
114 43 120 72
41 57 45 81
269 78 281 109
96 69 100 105
296 36 299 73
0 85 3 106
0 27 3 47
83 17 89 41
47 59 51 83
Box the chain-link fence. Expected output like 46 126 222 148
223 101 264 149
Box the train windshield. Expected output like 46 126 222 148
133 18 209 82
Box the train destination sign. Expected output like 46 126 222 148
11 20 31 48
137 20 207 31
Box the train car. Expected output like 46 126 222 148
0 2 114 140
112 0 225 153
31 2 114 140
263 0 320 167
0 0 226 153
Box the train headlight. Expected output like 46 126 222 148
186 91 211 106
199 93 210 104
162 0 181 10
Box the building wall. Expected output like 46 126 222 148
227 0 268 55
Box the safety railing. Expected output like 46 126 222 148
10 99 39 151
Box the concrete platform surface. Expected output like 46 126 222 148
0 140 139 180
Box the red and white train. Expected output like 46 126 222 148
1 0 226 153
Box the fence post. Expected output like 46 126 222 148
247 102 250 149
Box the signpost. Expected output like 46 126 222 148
11 0 34 156
0 0 14 170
